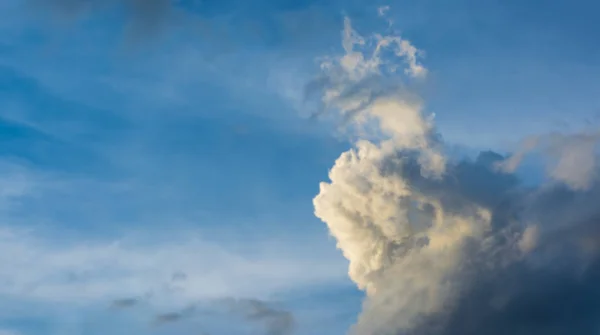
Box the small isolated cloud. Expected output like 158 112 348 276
154 312 184 324
221 298 295 335
312 15 600 335
110 297 139 309
377 6 390 17
153 305 196 326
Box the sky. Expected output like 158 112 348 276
1 1 600 335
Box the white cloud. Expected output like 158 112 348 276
337 17 426 81
311 17 467 333
311 15 600 335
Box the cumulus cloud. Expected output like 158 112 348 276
312 17 600 335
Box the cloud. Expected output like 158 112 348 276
26 0 172 41
153 305 196 325
221 298 295 335
0 167 346 315
29 0 171 23
312 16 600 335
377 6 390 17
0 161 346 333
111 298 139 309
497 130 600 190
305 18 427 111
140 298 294 335
0 225 344 307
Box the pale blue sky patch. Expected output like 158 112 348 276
1 0 600 334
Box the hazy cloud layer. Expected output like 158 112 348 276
0 226 343 307
0 168 346 313
313 13 600 335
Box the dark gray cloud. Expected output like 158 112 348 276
401 183 600 335
428 259 600 335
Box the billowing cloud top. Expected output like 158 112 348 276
313 12 600 335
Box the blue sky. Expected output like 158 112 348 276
0 0 599 334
